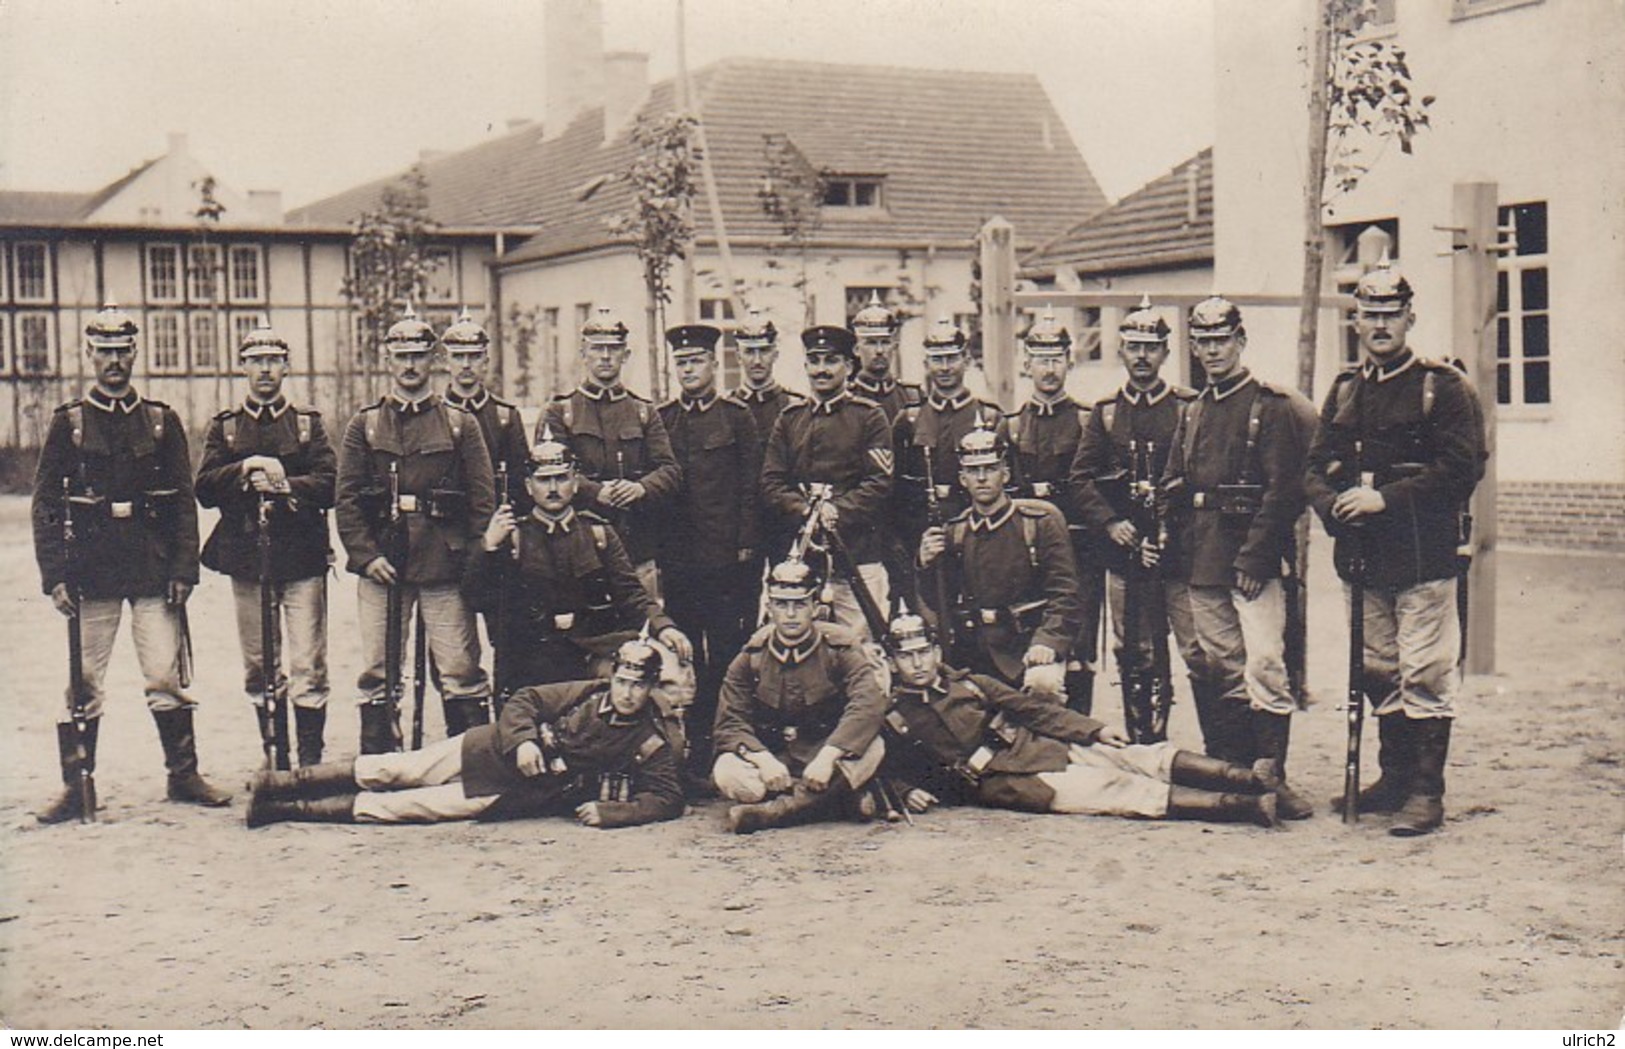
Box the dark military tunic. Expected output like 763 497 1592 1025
460 679 683 827
1305 351 1486 589
713 622 887 769
335 394 495 586
883 668 1106 811
657 391 761 572
32 389 198 600
541 382 681 565
195 397 337 582
1160 371 1314 587
895 389 1011 536
730 382 805 466
940 497 1083 685
445 387 529 507
759 389 894 564
849 374 921 428
462 508 674 688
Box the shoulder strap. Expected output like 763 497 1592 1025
1179 398 1204 467
1100 401 1118 438
365 405 381 447
145 403 166 442
1020 511 1039 568
948 519 969 553
635 733 667 764
590 522 609 551
223 414 238 451
1238 392 1265 485
68 404 85 449
296 411 313 449
1422 369 1436 418
441 402 464 440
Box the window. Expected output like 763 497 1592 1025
146 244 181 302
1330 218 1400 365
17 313 54 375
823 177 884 209
0 314 8 371
231 311 269 359
844 286 892 325
1496 201 1550 406
1452 0 1542 20
190 313 220 373
425 248 457 303
574 303 594 336
0 244 8 303
188 245 222 302
700 298 741 388
229 245 264 302
149 312 183 373
16 241 52 302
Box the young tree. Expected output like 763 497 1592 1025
192 176 227 408
757 133 826 327
342 165 437 412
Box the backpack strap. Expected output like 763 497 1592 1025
145 403 166 442
590 522 609 551
1020 511 1039 569
68 404 86 449
296 411 313 449
1422 369 1436 418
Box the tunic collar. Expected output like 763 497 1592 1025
580 381 628 403
1362 348 1416 383
444 387 490 412
680 390 719 413
927 388 972 413
1205 370 1253 402
851 375 895 399
1028 391 1072 417
767 630 822 664
388 392 438 415
242 395 290 421
1122 380 1170 407
733 382 781 404
966 498 1016 534
530 507 577 534
810 389 850 416
87 388 140 414
596 693 641 727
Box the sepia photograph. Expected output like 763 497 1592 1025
0 0 1621 1034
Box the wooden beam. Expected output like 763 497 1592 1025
979 218 1018 409
1453 181 1498 675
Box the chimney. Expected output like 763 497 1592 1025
544 0 605 141
602 51 649 143
248 190 283 223
167 131 189 156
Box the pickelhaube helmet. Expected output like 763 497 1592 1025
1353 252 1413 314
957 418 1006 469
383 304 437 353
1022 309 1073 356
1120 295 1171 345
801 325 857 362
765 556 822 601
734 308 778 348
850 291 900 337
612 638 663 684
922 318 968 356
527 424 575 478
887 611 934 654
85 303 139 349
666 324 722 357
238 320 290 358
1188 296 1244 341
581 307 630 347
440 307 491 350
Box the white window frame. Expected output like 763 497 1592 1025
425 247 458 304
15 241 53 303
0 243 9 303
147 243 182 304
823 177 886 210
228 244 265 304
147 311 184 374
1496 201 1550 409
699 298 741 388
0 313 9 374
188 244 222 304
1330 219 1401 366
16 311 57 375
189 312 222 374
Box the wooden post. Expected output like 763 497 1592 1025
978 217 1017 409
1453 182 1498 675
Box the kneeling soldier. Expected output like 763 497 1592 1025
880 613 1280 827
245 640 683 828
712 557 888 833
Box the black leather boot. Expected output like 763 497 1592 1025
1169 750 1272 794
1331 712 1411 815
725 781 846 834
294 706 327 768
246 792 356 829
1064 665 1095 717
442 697 491 737
1249 710 1313 820
37 719 100 825
1190 678 1225 759
249 760 357 801
152 708 233 806
357 699 401 755
1166 785 1280 828
1391 718 1451 837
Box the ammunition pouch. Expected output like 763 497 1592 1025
426 486 468 521
1189 483 1262 516
357 484 390 524
1377 461 1426 487
142 488 182 526
596 771 633 803
956 598 1046 639
758 708 838 754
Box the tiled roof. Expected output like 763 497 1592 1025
1023 147 1212 278
289 58 1109 262
0 191 94 226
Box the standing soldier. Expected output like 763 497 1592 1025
1070 300 1195 740
729 309 804 615
196 321 338 767
31 304 231 822
336 307 495 752
1306 263 1485 835
539 308 681 600
1008 311 1104 714
847 291 922 425
759 325 894 637
441 307 529 510
1157 297 1315 819
917 426 1083 695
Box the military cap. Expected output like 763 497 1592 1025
1120 295 1172 345
612 639 663 684
85 303 138 349
441 307 491 350
887 612 933 654
850 291 900 336
735 309 778 348
765 556 822 601
1353 254 1414 314
238 320 290 358
923 318 969 357
1188 296 1244 341
383 305 437 353
582 307 630 347
527 424 575 478
666 324 722 357
1022 310 1073 356
957 421 1006 469
801 325 857 361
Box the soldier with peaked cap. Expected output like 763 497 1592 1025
1155 296 1317 819
711 556 889 833
540 307 682 600
656 323 762 780
1008 310 1105 715
441 307 530 511
196 321 339 766
1306 260 1486 835
728 309 805 613
244 639 683 829
759 324 895 638
465 426 688 692
879 612 1282 827
31 304 231 823
917 424 1083 694
847 291 922 426
336 306 496 750
1069 299 1196 741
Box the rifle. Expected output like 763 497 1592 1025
1342 383 1369 826
1284 520 1310 711
258 493 291 770
1120 440 1171 744
493 460 514 718
61 477 97 823
379 461 406 752
411 606 427 750
920 445 954 652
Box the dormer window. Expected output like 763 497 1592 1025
823 176 885 210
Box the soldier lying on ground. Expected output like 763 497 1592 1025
878 612 1283 828
244 640 683 829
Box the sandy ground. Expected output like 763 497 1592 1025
0 493 1620 1030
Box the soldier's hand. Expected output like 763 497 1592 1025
1094 726 1131 749
621 480 647 505
905 788 938 814
1106 519 1139 548
50 583 76 618
747 750 793 794
483 506 517 552
244 455 288 488
801 746 841 792
815 500 839 532
575 801 604 827
658 626 693 663
1233 570 1266 601
918 526 946 567
364 557 398 586
1138 538 1162 569
1332 486 1385 521
515 740 545 777
1024 643 1058 667
167 580 192 606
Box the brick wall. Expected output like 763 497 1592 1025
1500 482 1625 553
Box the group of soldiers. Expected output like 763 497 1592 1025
30 259 1485 841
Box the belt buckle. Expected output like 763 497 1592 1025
782 726 798 744
110 501 134 519
967 746 994 772
932 484 952 501
979 608 998 625
1192 492 1207 509
1032 482 1053 498
553 612 575 631
398 494 419 513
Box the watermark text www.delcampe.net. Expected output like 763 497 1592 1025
10 1036 163 1047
